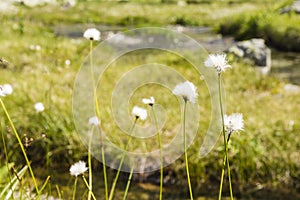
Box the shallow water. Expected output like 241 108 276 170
54 24 300 85
271 50 300 85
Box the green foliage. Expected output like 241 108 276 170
218 9 300 51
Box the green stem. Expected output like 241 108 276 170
218 154 226 200
122 167 134 200
82 175 97 200
183 102 193 200
88 128 94 200
40 176 51 193
152 106 163 200
226 142 233 199
218 74 234 200
72 177 77 200
0 99 40 195
89 40 108 200
1 121 15 200
108 119 137 200
101 144 108 200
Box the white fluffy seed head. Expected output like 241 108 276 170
142 96 155 106
132 106 147 120
172 81 198 104
83 28 101 41
204 54 231 73
224 113 244 134
70 161 88 177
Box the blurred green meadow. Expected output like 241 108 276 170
0 0 299 199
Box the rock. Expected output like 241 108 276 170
280 0 300 14
228 38 271 73
284 84 300 94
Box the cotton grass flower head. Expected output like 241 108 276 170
224 113 244 134
70 161 88 177
132 106 147 120
34 102 45 113
204 54 231 73
172 81 198 104
0 84 13 97
83 28 101 41
65 59 71 66
142 96 155 106
88 116 100 126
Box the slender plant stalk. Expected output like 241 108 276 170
1 121 15 199
88 128 94 200
151 106 163 200
72 177 78 200
99 125 108 200
225 140 233 199
108 119 137 200
183 102 193 200
40 176 51 193
122 167 134 200
82 175 97 200
89 40 109 200
56 185 62 199
218 154 226 200
0 99 40 195
218 74 234 200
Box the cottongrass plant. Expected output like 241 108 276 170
34 102 45 113
84 28 109 200
0 84 40 196
143 96 164 200
88 116 100 200
70 161 96 200
173 81 198 200
108 106 147 200
123 106 147 200
205 53 236 200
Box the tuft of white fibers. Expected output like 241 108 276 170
34 102 45 113
142 96 155 106
204 54 231 73
0 84 13 97
224 113 244 134
88 116 100 126
172 81 198 104
83 28 101 41
70 161 88 177
132 106 147 120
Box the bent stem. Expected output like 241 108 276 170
151 106 163 200
183 102 193 200
72 177 78 200
89 40 108 200
0 99 39 195
108 118 137 200
82 175 97 200
122 167 134 200
218 74 233 200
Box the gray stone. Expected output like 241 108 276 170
228 38 271 71
280 0 300 14
284 84 300 94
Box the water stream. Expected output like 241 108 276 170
54 24 300 85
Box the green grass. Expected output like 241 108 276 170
0 0 299 199
217 1 300 51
